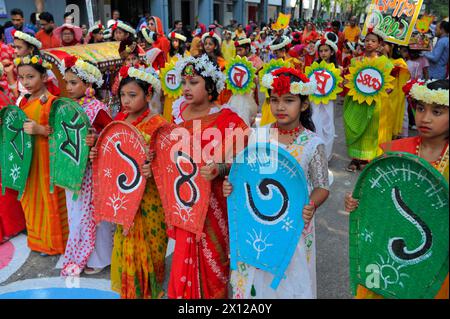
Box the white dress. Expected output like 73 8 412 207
311 101 335 161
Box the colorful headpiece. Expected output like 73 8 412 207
315 32 339 53
60 55 104 87
141 27 157 44
169 32 187 42
14 55 52 70
88 23 104 35
201 31 222 45
175 54 226 92
262 67 316 96
403 79 449 107
234 38 251 47
366 25 387 41
12 30 42 49
268 35 291 51
118 65 161 94
112 21 136 36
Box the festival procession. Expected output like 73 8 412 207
0 0 448 300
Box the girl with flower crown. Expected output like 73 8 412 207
14 55 68 255
0 62 26 244
345 79 449 299
89 65 169 299
224 67 330 298
168 54 249 299
343 29 394 172
57 55 114 276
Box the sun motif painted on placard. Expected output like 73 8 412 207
305 60 343 105
161 61 183 99
225 56 256 95
375 254 410 290
246 229 273 260
345 58 395 105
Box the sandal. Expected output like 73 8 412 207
346 159 360 172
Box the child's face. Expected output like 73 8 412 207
236 46 248 57
400 47 409 59
18 65 47 94
13 39 33 57
125 54 139 66
114 28 128 42
318 44 333 61
203 38 216 54
65 70 89 100
181 74 209 105
415 102 449 140
274 49 285 59
172 39 180 50
120 81 150 114
364 34 380 53
269 93 307 127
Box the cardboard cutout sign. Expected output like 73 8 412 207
272 13 291 31
93 121 148 233
49 98 91 194
151 124 211 240
0 105 33 199
345 57 395 105
161 61 183 99
350 152 449 299
228 143 309 289
362 0 424 45
305 60 343 105
225 56 256 95
416 15 434 34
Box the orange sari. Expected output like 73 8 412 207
20 94 68 255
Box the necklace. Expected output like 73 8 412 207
273 123 301 136
124 109 151 126
416 138 450 173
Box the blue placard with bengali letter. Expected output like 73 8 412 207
227 142 309 289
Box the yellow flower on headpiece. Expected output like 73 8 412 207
31 56 39 64
290 82 302 95
22 57 31 64
14 58 21 66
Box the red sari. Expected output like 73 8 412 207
0 94 25 243
168 108 248 299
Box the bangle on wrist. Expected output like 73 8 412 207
310 200 317 212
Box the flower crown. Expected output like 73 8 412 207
88 23 104 35
12 30 42 49
169 32 187 42
262 67 316 96
60 55 104 87
175 54 226 92
119 65 161 93
315 32 338 53
404 79 449 107
268 35 291 51
112 21 136 36
14 55 52 70
234 38 251 47
367 26 387 41
201 31 222 45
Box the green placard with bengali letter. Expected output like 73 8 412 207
350 152 449 299
0 105 34 199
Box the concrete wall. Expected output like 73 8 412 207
0 0 67 25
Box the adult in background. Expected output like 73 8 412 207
343 16 361 43
5 8 36 44
36 12 61 49
54 23 83 47
423 20 449 80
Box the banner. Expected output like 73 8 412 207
225 56 256 95
345 57 395 105
362 0 424 45
49 98 91 195
350 152 449 298
228 143 309 289
0 105 33 199
305 60 343 105
92 121 148 233
151 124 211 240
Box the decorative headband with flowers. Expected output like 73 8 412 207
268 35 291 51
118 65 161 94
12 30 42 49
234 38 251 47
169 32 187 42
315 32 338 53
141 27 157 44
201 31 222 45
14 55 52 70
175 54 226 92
112 21 136 36
403 79 449 107
262 67 316 96
366 26 387 41
60 55 104 87
88 23 104 35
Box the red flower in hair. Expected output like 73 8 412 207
170 32 176 39
320 38 327 45
11 29 16 37
402 79 425 95
234 41 240 47
272 67 310 84
209 31 214 37
63 55 78 69
272 75 291 96
112 22 118 31
119 66 130 79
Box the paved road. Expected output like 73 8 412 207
0 98 358 299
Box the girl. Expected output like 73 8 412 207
148 16 171 57
168 54 248 299
0 62 26 244
343 28 394 172
58 55 114 276
14 55 68 255
345 79 449 299
111 21 136 43
311 33 340 161
221 30 236 62
90 65 168 299
224 67 330 298
168 31 188 60
86 24 105 44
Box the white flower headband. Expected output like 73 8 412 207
261 68 316 96
268 35 291 51
88 23 104 35
60 56 104 87
141 27 156 44
315 32 338 53
121 66 161 93
409 80 449 107
201 31 222 45
12 30 42 49
112 21 136 36
175 54 226 92
367 26 387 41
169 32 187 42
235 38 251 47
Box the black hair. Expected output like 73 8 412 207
427 79 449 92
439 21 449 34
0 25 4 37
316 43 338 67
331 20 341 29
365 32 383 43
17 60 47 75
113 22 136 40
13 32 41 56
30 13 37 25
271 36 287 52
174 20 182 27
118 76 153 99
39 12 54 23
182 55 220 102
203 35 223 58
170 37 186 57
268 72 316 132
236 43 251 54
11 8 24 17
